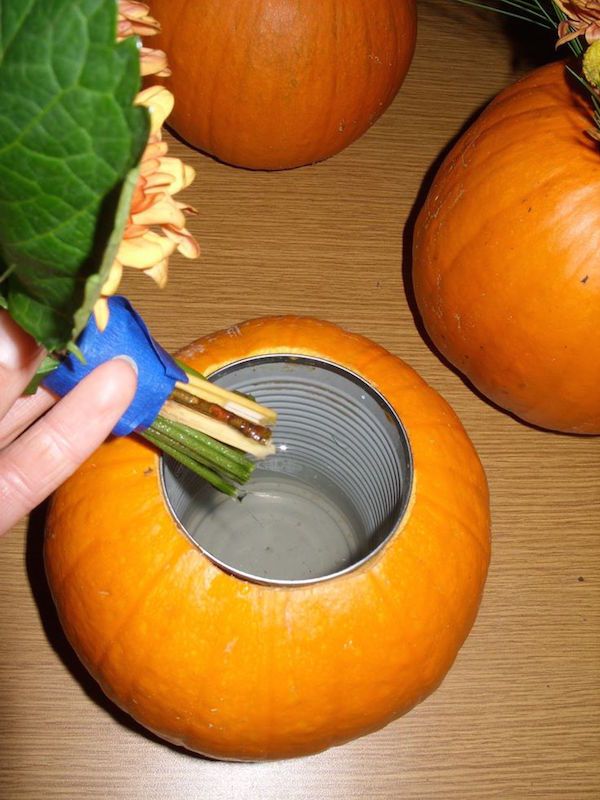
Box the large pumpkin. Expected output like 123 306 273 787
413 62 600 434
149 0 417 169
45 317 490 760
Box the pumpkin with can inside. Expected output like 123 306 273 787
45 316 490 760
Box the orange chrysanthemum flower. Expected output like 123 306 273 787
556 0 600 46
94 1 199 330
117 0 171 77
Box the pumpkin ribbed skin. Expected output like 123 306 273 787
45 317 490 761
413 63 600 434
149 0 417 169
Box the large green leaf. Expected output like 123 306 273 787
0 0 149 350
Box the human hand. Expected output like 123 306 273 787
0 311 138 536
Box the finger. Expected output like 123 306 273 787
0 311 45 418
0 386 56 449
0 356 138 536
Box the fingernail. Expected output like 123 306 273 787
112 354 138 376
88 356 138 416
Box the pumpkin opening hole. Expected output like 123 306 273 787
160 355 412 585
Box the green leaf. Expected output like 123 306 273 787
72 162 141 339
0 0 149 351
22 354 59 395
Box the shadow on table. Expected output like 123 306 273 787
421 0 558 71
25 502 219 762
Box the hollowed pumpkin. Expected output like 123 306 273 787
45 317 490 760
149 0 417 169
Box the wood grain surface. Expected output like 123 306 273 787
1 2 598 798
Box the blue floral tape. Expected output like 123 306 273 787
43 295 187 437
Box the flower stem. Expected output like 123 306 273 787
25 350 273 496
141 427 239 496
151 416 254 482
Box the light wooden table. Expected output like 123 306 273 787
1 2 598 798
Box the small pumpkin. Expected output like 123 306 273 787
149 0 417 169
45 317 490 761
413 62 600 434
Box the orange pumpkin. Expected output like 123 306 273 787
149 0 417 169
45 317 490 760
413 62 600 434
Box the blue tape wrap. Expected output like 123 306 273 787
43 295 187 437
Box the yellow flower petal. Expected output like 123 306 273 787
144 258 169 289
135 86 174 134
100 260 124 296
174 200 198 215
140 47 171 78
93 298 110 332
117 230 176 269
119 1 160 31
163 226 201 259
132 194 187 229
157 157 196 194
122 223 149 239
142 141 169 162
143 162 195 196
142 170 173 192
115 0 200 295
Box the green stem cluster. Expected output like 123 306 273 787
143 415 254 496
26 357 256 497
154 361 258 495
456 0 555 28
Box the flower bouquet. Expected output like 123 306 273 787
0 1 276 497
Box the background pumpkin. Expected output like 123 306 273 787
413 62 600 434
45 317 490 761
149 0 417 170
